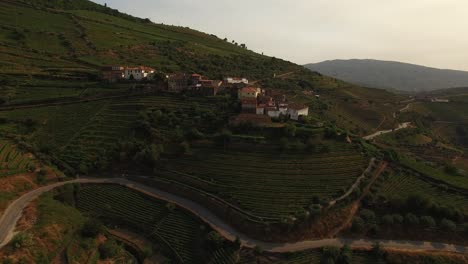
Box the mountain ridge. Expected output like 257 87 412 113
305 59 468 92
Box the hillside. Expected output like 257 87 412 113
0 0 468 263
305 59 468 92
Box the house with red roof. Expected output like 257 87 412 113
238 87 260 99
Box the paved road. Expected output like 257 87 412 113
0 178 467 254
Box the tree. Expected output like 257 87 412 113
351 217 365 233
392 214 403 224
206 231 224 249
371 242 385 260
338 244 353 264
284 124 297 137
440 218 456 232
254 245 264 255
381 214 394 226
420 216 436 229
360 209 376 223
404 213 419 226
406 194 432 212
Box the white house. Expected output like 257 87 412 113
256 104 265 115
266 107 280 118
225 77 249 85
288 104 309 120
124 66 155 80
278 103 288 115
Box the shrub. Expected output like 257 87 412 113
360 209 376 223
99 239 120 259
11 233 33 249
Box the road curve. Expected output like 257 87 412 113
0 178 467 254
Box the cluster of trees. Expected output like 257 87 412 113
353 193 467 235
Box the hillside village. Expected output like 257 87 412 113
101 65 310 124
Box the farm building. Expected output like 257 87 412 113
123 66 155 80
288 104 309 120
101 66 124 82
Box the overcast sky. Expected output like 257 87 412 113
92 0 468 71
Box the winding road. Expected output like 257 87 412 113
0 178 467 254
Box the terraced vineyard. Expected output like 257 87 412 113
208 248 238 264
76 184 210 263
377 173 468 214
55 95 225 171
0 141 34 177
161 145 369 220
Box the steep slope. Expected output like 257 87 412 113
305 59 468 92
0 0 317 82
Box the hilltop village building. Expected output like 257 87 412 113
101 65 155 82
224 77 249 85
238 87 309 120
167 73 222 96
124 66 155 80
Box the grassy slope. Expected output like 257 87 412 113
0 0 403 135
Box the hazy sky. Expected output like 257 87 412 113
93 0 468 71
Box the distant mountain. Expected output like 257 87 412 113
305 59 468 92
